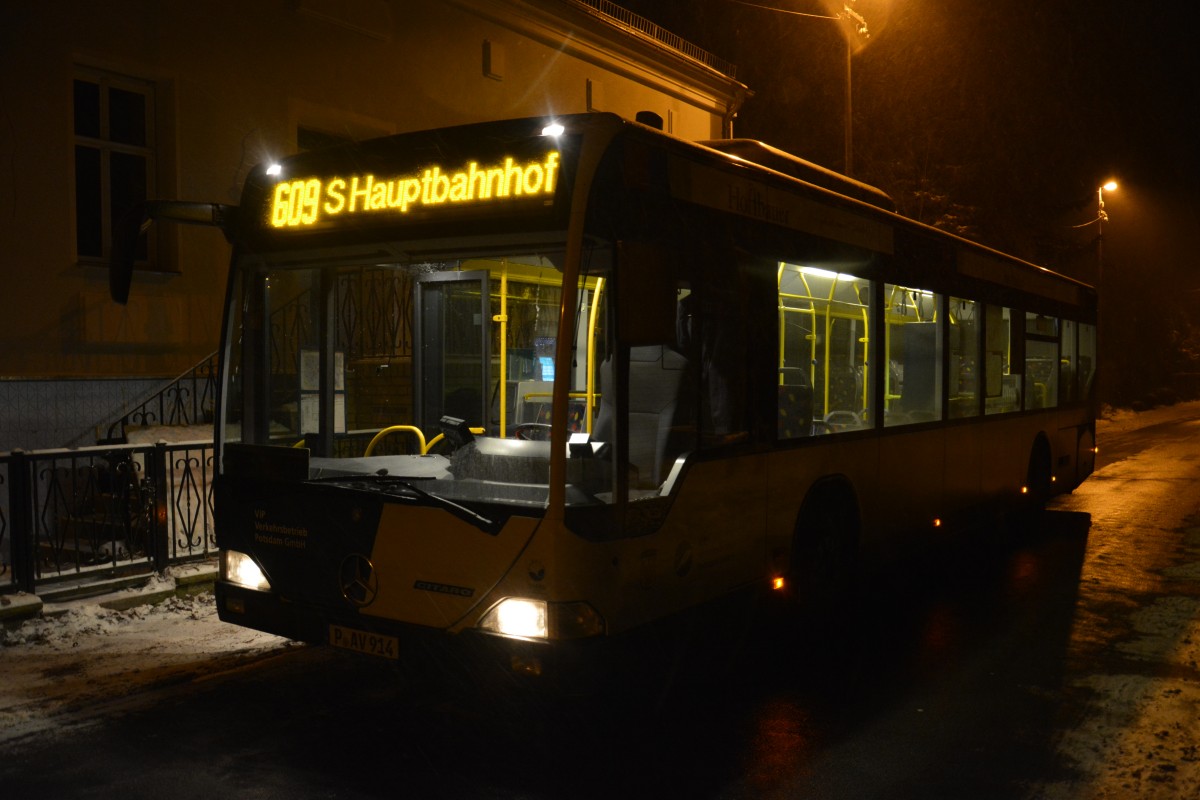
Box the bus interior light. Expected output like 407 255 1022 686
798 266 841 280
220 549 272 591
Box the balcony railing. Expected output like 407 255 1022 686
570 0 738 78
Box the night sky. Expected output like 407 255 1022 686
621 0 1200 404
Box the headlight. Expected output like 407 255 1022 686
220 549 271 591
477 598 604 640
479 598 547 638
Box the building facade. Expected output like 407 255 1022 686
0 0 746 450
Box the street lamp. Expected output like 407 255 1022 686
1097 180 1117 238
1072 179 1118 285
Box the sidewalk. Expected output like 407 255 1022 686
0 560 217 628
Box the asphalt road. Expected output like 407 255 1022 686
3 405 1200 798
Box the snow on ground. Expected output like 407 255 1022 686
1032 603 1200 799
0 582 292 746
1026 400 1200 799
1096 399 1200 437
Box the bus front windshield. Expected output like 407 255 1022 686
221 245 611 507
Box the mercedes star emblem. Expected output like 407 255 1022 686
338 553 379 607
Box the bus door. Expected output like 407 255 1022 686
413 271 490 435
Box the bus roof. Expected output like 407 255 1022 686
237 111 1092 303
699 138 896 212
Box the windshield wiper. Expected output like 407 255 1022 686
310 473 497 533
392 479 497 532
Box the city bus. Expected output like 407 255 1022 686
115 112 1096 683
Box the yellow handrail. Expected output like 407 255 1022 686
365 425 427 456
494 262 509 438
585 277 604 434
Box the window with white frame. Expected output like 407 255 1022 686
73 67 157 265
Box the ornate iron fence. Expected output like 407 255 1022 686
0 439 216 595
73 353 220 446
1 461 9 591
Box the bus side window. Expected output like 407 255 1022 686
777 263 871 436
949 297 981 418
677 280 748 444
1060 318 1078 404
984 305 1022 414
617 241 676 345
1078 323 1097 398
1025 313 1058 409
884 284 942 426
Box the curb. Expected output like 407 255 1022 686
0 593 44 625
2 565 218 628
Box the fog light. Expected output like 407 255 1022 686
220 549 271 591
510 654 543 676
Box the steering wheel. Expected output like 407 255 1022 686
512 423 554 441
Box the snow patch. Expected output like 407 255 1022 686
0 592 291 746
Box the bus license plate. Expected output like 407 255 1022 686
329 623 399 660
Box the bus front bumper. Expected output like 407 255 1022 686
214 580 614 691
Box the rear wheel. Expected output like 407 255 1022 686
788 483 860 629
1006 437 1054 541
1074 427 1096 489
1025 436 1054 510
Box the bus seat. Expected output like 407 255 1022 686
514 380 554 424
594 345 690 487
824 409 862 431
778 382 814 439
630 345 689 485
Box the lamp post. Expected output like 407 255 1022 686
838 3 870 176
1094 180 1116 407
730 1 873 176
1096 180 1117 286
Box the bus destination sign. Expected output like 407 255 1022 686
268 151 561 229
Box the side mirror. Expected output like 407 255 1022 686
109 201 238 304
